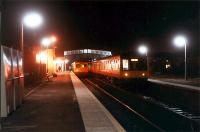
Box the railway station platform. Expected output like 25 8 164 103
148 77 200 91
1 72 124 132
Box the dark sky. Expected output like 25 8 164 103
1 1 200 56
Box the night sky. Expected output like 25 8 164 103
1 1 199 56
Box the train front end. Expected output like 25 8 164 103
120 56 149 80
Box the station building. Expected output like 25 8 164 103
36 49 112 73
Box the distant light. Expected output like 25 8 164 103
51 36 57 42
173 35 187 47
64 59 69 63
23 12 43 28
142 73 145 76
166 64 171 69
54 59 63 64
138 45 148 55
36 51 47 64
41 38 51 47
124 73 128 77
131 59 138 62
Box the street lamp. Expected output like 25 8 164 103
22 12 43 79
173 35 187 80
51 36 57 43
22 12 43 52
138 45 149 73
41 36 57 73
138 45 148 56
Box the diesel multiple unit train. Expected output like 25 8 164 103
71 53 149 80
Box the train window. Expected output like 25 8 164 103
122 59 129 70
84 49 87 53
88 49 91 53
129 58 147 70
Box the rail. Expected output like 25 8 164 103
85 78 165 132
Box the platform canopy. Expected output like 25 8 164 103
64 49 112 63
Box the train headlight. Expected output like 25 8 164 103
125 73 128 77
142 73 145 76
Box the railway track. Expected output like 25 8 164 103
82 77 199 131
96 78 200 121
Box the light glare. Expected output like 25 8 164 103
138 45 148 55
173 35 187 47
51 36 57 42
23 12 43 28
41 38 51 46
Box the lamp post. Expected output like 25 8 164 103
173 35 187 80
41 36 57 73
41 38 51 73
22 12 43 78
22 12 43 52
138 45 149 72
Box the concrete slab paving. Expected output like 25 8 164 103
70 72 125 132
148 78 200 91
1 72 85 132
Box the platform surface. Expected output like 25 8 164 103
1 72 85 132
149 78 200 91
1 72 124 132
70 72 125 132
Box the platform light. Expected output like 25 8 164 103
51 36 57 43
138 45 149 73
41 37 51 47
173 35 188 80
23 12 43 28
138 45 148 55
173 35 187 47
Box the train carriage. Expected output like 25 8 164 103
71 61 89 77
90 53 149 80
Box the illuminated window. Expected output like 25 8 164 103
123 59 129 70
88 49 91 53
84 49 87 53
80 50 83 53
131 59 138 62
91 50 95 54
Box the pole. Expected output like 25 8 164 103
39 50 41 79
146 52 149 75
21 23 24 53
185 43 187 80
21 23 24 77
47 45 48 73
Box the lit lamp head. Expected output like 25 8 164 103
41 38 51 47
173 35 187 48
51 36 57 43
138 45 148 55
23 12 43 28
